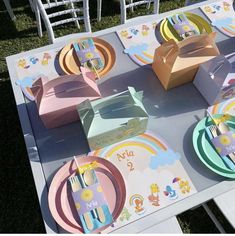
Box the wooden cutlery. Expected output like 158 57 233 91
207 110 235 164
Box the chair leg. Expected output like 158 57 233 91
153 0 160 14
120 0 126 24
28 0 35 12
70 2 80 29
202 203 226 233
147 0 151 10
129 0 134 12
3 0 16 21
97 0 102 22
83 0 91 32
35 2 43 37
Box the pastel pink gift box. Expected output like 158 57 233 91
31 67 101 129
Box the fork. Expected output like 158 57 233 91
83 170 106 223
208 125 235 170
69 175 81 192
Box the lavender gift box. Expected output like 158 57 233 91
31 67 101 129
193 55 235 106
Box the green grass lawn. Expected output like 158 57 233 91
0 0 235 233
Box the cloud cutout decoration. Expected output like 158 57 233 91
124 43 149 55
149 149 181 170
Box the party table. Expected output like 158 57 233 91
6 0 235 233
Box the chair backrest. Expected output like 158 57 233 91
35 0 91 43
120 0 160 24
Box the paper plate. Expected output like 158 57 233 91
58 38 116 78
160 12 213 42
48 156 126 233
192 114 235 178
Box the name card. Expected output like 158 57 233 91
211 130 235 156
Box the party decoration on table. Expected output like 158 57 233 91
77 87 149 151
30 57 39 65
212 113 232 125
207 110 235 164
148 183 160 206
58 37 115 78
15 49 60 100
18 58 30 69
160 12 212 42
152 32 220 90
16 75 44 101
208 128 235 157
163 185 178 200
116 21 160 66
167 13 199 40
68 157 113 233
208 97 235 116
89 131 197 233
192 113 235 178
48 156 126 234
41 52 52 65
119 207 131 221
73 38 104 70
200 0 235 37
31 67 101 129
173 177 191 194
129 194 146 215
194 55 235 105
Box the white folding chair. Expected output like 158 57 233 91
34 0 92 43
120 0 160 24
184 0 207 6
3 0 16 21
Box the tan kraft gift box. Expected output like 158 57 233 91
152 32 220 90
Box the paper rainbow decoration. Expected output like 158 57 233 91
123 44 154 66
208 97 235 115
92 132 168 158
129 194 144 206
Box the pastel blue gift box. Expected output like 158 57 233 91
77 87 149 151
193 55 235 106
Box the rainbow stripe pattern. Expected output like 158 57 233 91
91 131 168 159
208 97 235 115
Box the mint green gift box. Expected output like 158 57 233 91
77 87 149 151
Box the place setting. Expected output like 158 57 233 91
15 37 116 103
193 111 235 178
160 12 212 42
58 37 116 78
48 155 126 234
